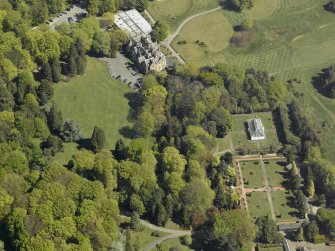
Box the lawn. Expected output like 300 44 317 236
240 161 265 189
171 0 335 162
265 160 287 187
247 191 272 219
147 0 219 32
271 190 298 222
229 112 281 153
171 10 233 64
215 137 231 153
53 57 133 164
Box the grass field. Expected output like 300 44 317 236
241 161 265 188
147 0 219 32
247 191 272 219
53 57 133 164
265 160 287 187
171 0 335 161
271 190 298 221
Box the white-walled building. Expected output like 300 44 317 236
247 118 265 140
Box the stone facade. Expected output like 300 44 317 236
129 36 167 74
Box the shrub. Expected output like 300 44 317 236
180 235 192 246
151 230 163 237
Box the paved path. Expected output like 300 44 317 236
160 6 223 64
140 220 191 251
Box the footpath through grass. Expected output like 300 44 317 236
147 0 219 32
53 57 133 163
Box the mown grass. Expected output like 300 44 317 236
224 113 281 153
147 0 219 32
241 161 265 189
172 0 335 162
271 190 298 222
265 160 287 187
53 57 133 164
247 191 272 219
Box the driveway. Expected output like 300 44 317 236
100 53 141 88
49 6 87 29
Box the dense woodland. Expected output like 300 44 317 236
0 0 335 250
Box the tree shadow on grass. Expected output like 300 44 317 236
76 138 92 151
311 68 332 98
272 110 286 145
124 92 142 113
119 126 137 139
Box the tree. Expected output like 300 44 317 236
194 210 256 250
255 216 283 244
76 55 86 75
68 49 77 77
91 31 110 56
306 180 315 198
227 0 255 11
41 60 52 81
152 21 169 42
88 0 99 15
74 149 95 172
135 111 155 137
45 135 64 155
130 212 142 232
37 80 54 105
304 221 319 242
209 107 232 137
30 0 49 25
48 104 63 133
50 57 61 83
326 0 335 13
61 120 82 142
295 226 304 242
290 174 302 190
0 84 14 111
91 126 106 152
179 179 215 225
114 139 127 161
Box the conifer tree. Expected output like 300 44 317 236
41 60 52 81
50 58 61 83
91 126 106 152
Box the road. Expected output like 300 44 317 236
160 6 223 64
140 220 191 251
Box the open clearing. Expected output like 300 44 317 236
170 0 335 162
147 0 219 32
53 57 133 163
